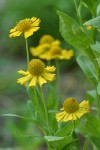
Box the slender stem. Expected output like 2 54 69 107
41 87 51 134
96 93 100 118
25 38 29 64
55 59 60 85
83 139 89 150
47 60 51 66
70 120 75 135
74 0 83 26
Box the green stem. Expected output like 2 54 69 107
55 59 61 88
83 139 89 150
97 93 100 118
25 38 29 64
74 0 83 26
70 120 75 135
41 87 51 134
47 60 51 66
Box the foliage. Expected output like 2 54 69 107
1 0 100 150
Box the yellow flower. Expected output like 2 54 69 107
39 46 74 60
86 25 92 30
30 43 50 56
17 59 56 87
9 17 41 39
39 35 54 44
30 34 61 57
56 98 89 122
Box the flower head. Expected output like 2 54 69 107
17 59 56 87
40 46 74 60
56 97 89 122
30 35 61 57
39 35 54 45
9 17 40 39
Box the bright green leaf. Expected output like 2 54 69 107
91 43 100 53
0 113 38 124
44 136 64 141
84 16 100 29
55 122 73 136
77 55 98 85
86 90 97 104
44 135 73 150
80 114 100 149
57 11 93 53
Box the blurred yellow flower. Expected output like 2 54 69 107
56 97 89 122
39 46 74 60
9 17 40 39
17 59 56 87
30 35 61 56
39 35 54 44
86 25 92 30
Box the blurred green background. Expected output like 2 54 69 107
0 0 94 149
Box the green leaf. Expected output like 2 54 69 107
44 135 73 150
86 90 97 104
57 11 93 53
0 113 39 125
27 100 35 114
27 86 45 118
44 136 64 141
55 122 73 136
77 55 98 85
84 16 100 29
90 43 100 53
80 114 100 149
97 81 100 95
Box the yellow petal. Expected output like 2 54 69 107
17 74 32 85
56 111 66 121
45 66 56 72
79 100 89 112
60 107 64 110
42 71 55 81
38 76 47 87
9 27 17 33
31 18 41 26
31 17 37 22
24 27 40 39
9 31 22 37
61 50 74 59
28 76 37 87
18 70 29 75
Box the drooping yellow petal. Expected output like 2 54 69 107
63 114 72 121
56 112 66 121
45 66 56 72
17 74 32 85
9 31 22 37
18 70 29 75
28 76 37 87
61 50 74 60
42 71 55 81
24 27 40 39
38 76 47 87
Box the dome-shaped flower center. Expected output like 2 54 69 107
63 98 79 113
28 59 45 76
50 47 61 55
16 19 31 31
39 35 54 44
